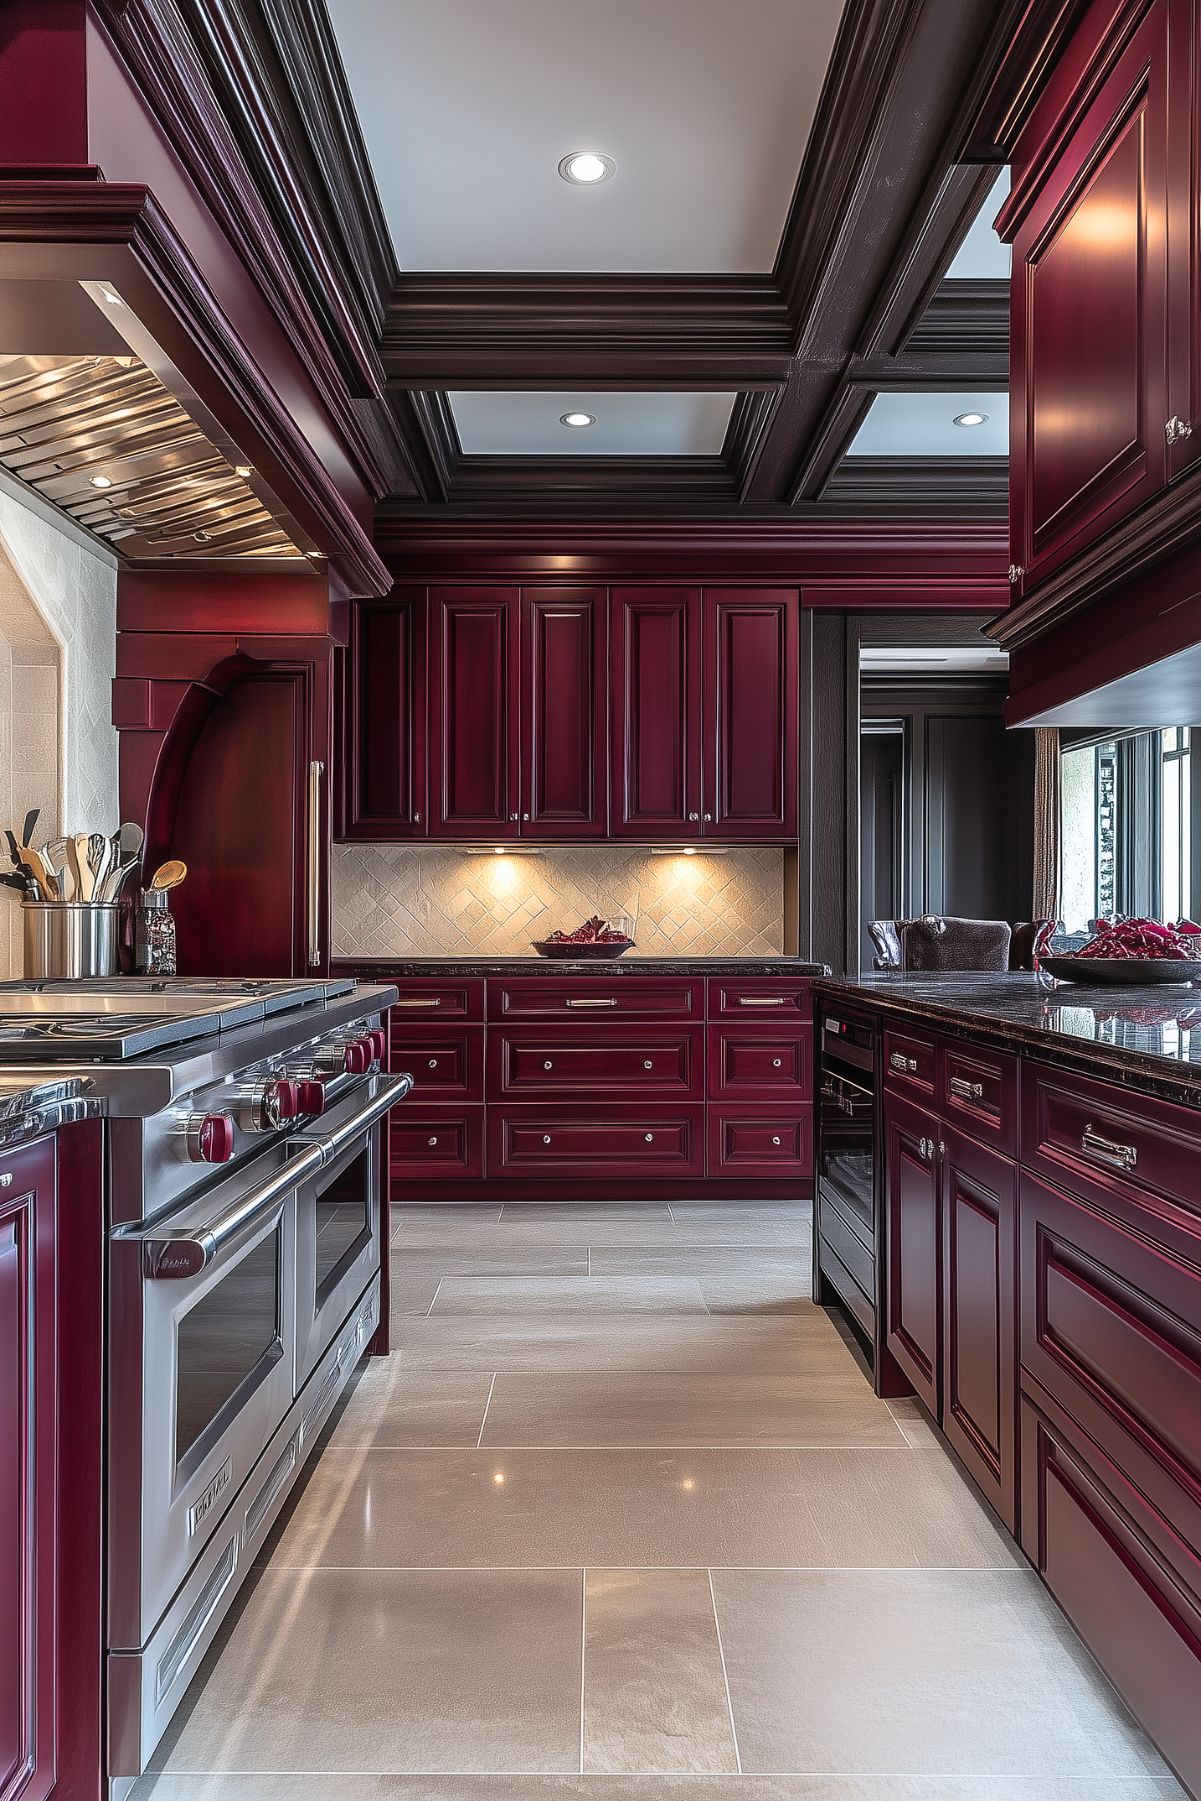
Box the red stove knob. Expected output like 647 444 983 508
366 1028 387 1064
186 1112 235 1164
296 1079 327 1116
342 1037 372 1075
270 1079 301 1121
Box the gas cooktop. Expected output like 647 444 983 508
0 977 357 1060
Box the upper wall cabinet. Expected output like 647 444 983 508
339 584 799 844
1006 0 1195 599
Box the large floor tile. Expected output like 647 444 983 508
711 1567 1169 1778
388 1247 592 1315
390 1203 502 1243
141 1776 1189 1799
429 1274 709 1315
390 1311 842 1374
589 1248 811 1282
697 1279 811 1316
153 1566 582 1775
322 1366 495 1449
583 1568 737 1773
480 1369 906 1448
263 1447 1020 1571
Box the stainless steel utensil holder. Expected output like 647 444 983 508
22 901 119 978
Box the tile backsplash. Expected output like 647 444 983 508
332 845 785 959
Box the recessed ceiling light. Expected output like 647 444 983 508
560 411 596 429
89 474 112 489
558 151 615 186
953 411 990 427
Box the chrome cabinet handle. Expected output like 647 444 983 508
1008 563 1024 584
1081 1122 1138 1173
566 997 617 1008
396 997 440 1007
949 1076 984 1101
890 1051 918 1073
307 760 324 969
1166 415 1194 446
703 812 712 822
938 1141 946 1159
740 997 788 1008
688 812 699 821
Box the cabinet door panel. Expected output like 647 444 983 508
703 589 797 838
429 588 520 837
1011 4 1169 585
941 1126 1017 1530
522 588 606 836
610 588 702 836
343 590 426 837
884 1090 940 1416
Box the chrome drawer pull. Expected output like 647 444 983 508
890 1051 918 1073
949 1076 984 1101
740 996 788 1007
1081 1123 1138 1173
397 997 440 1007
427 1136 437 1147
772 1058 782 1069
566 997 618 1008
428 1059 438 1068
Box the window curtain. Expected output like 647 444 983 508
1032 726 1061 923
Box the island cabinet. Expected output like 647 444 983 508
338 585 798 843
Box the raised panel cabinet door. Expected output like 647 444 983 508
429 588 520 837
702 589 798 838
522 588 607 836
342 590 427 838
610 588 702 837
939 1124 1018 1531
884 1089 941 1417
1010 2 1170 588
0 1140 56 1801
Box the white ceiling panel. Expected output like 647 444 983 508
945 169 1011 279
847 392 1009 458
327 0 848 272
449 390 736 456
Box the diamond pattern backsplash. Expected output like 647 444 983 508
332 845 786 959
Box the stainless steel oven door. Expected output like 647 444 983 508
107 1142 303 1650
292 1083 384 1388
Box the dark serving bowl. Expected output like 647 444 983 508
532 938 634 960
1041 955 1201 986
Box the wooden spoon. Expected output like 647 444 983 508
148 858 187 893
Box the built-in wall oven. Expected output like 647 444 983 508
814 1006 884 1377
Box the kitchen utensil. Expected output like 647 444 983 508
99 855 139 904
532 938 633 960
0 870 34 895
17 845 58 902
22 901 118 979
148 858 186 892
116 820 144 860
70 833 93 900
21 807 39 848
1041 955 1201 986
87 832 112 901
5 830 21 869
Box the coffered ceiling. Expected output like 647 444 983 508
448 391 737 457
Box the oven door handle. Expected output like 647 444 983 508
125 1074 414 1280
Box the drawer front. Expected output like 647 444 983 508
708 977 811 1020
389 978 485 1023
489 1026 701 1101
1023 1060 1201 1254
488 977 702 1022
883 1025 936 1093
1020 1171 1201 1567
488 1106 704 1178
389 1026 483 1101
936 1036 1018 1154
708 1025 812 1101
390 1108 484 1180
1021 1397 1201 1800
818 1189 875 1298
707 1105 813 1179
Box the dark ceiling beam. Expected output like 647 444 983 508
908 279 1011 357
849 351 1009 387
822 455 1009 518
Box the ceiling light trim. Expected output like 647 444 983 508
558 151 616 186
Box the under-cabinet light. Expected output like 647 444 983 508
89 474 112 489
649 847 729 856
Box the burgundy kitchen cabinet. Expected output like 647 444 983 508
428 587 521 838
610 587 703 837
522 588 607 836
883 1089 942 1417
702 590 797 838
339 589 426 839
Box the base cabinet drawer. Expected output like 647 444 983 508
489 1026 701 1101
708 1026 811 1101
708 977 811 1019
937 1036 1018 1155
489 978 702 1021
389 978 485 1021
389 1026 484 1101
488 1106 704 1178
1021 1396 1201 1799
707 1105 812 1178
884 1026 936 1094
391 1109 484 1180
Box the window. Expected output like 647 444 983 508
1060 728 1199 931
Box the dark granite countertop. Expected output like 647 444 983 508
335 956 827 978
817 971 1201 1107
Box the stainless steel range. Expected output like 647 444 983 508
0 976 410 1792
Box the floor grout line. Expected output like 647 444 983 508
578 1567 587 1774
251 1562 1030 1574
475 1373 497 1449
707 1566 742 1775
424 1276 445 1317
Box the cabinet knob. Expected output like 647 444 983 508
1007 563 1024 584
772 1058 782 1069
414 811 421 823
688 812 699 822
643 1059 653 1069
644 1132 653 1143
1166 415 1194 446
427 1136 437 1147
510 812 518 821
703 813 712 822
428 1058 438 1068
542 1134 551 1145
772 1135 781 1146
937 1141 945 1159
543 1060 553 1070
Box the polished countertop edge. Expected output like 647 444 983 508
334 956 828 977
817 971 1201 1107
0 1074 103 1146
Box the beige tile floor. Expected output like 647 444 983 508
145 1197 1186 1800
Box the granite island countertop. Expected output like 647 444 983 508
335 955 828 978
816 970 1201 1107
